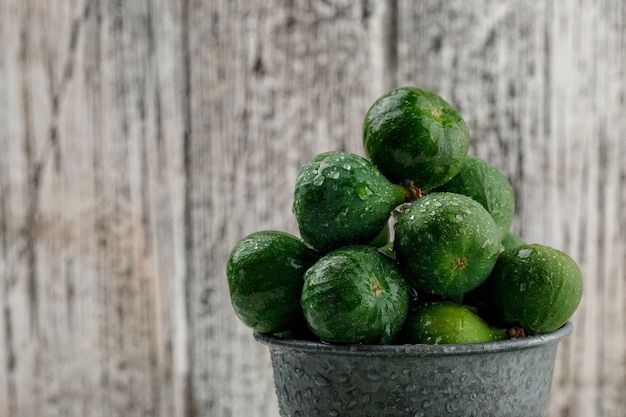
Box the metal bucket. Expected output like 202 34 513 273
255 322 572 417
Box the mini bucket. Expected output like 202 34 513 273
255 322 572 417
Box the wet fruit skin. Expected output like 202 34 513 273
394 192 502 297
501 231 526 250
400 301 508 344
293 151 407 254
434 155 515 240
226 231 319 333
300 245 409 344
363 87 470 192
481 243 583 334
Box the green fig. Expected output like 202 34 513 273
293 151 408 253
435 155 515 239
400 301 508 344
481 244 583 334
501 231 526 250
300 245 409 344
394 192 501 297
226 231 318 333
363 87 470 192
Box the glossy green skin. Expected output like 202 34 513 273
434 155 515 239
300 246 409 344
482 244 583 334
293 151 407 253
394 192 502 297
226 231 318 333
401 301 508 344
501 231 526 250
363 87 470 191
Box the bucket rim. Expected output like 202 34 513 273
254 322 573 357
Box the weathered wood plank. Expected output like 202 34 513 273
395 1 626 416
190 1 389 415
0 0 187 416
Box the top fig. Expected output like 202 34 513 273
363 87 470 192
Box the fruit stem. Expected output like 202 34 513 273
403 180 423 202
507 326 526 339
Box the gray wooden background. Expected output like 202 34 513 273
1 1 625 416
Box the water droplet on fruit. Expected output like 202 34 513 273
356 184 374 200
328 169 340 179
518 248 532 259
335 207 350 224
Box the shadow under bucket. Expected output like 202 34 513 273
255 322 572 417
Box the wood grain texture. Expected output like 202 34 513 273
190 2 388 416
0 0 187 416
1 1 625 417
395 2 626 416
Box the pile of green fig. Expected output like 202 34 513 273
226 86 583 345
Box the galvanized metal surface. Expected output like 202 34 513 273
256 323 573 417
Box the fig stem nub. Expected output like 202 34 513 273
404 180 423 202
453 256 468 271
371 280 384 296
507 326 526 339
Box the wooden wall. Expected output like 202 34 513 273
1 1 624 416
